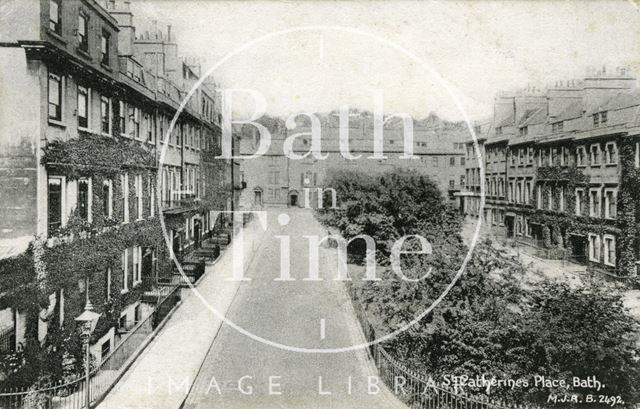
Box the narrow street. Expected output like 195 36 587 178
99 207 405 409
181 207 404 409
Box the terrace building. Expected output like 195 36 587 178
0 0 232 373
462 67 640 277
238 113 469 208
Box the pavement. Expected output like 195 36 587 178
461 217 640 323
98 208 406 409
96 215 266 409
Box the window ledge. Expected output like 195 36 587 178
605 163 618 167
47 29 67 44
120 289 129 295
101 63 113 72
76 47 91 61
78 126 92 133
48 119 66 129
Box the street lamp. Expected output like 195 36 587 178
75 288 101 409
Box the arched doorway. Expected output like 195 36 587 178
253 187 263 207
289 189 299 207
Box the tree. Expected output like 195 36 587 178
316 168 460 259
321 168 640 407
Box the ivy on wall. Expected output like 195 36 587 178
0 123 231 387
41 132 156 179
514 137 640 277
617 138 639 278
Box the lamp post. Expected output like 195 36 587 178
75 285 101 409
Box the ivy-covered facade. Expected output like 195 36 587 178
0 0 235 388
463 69 640 277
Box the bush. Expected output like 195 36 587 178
322 169 640 407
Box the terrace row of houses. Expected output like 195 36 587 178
238 113 469 208
461 67 640 277
0 0 239 375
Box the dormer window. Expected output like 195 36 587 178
519 126 528 136
593 111 608 127
552 121 564 133
496 127 502 135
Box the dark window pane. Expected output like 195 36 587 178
78 179 89 220
48 178 62 231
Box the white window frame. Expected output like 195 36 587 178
588 233 601 263
636 142 640 168
575 188 584 216
122 249 129 293
106 267 112 300
590 144 601 167
508 180 514 203
103 179 113 218
589 188 601 218
48 175 67 232
48 72 64 124
135 174 143 221
536 185 542 209
559 187 565 212
132 246 142 286
604 188 617 220
122 173 129 224
119 100 127 137
129 106 141 139
149 175 155 218
100 96 112 136
576 146 586 167
77 85 90 131
77 177 92 223
603 142 617 165
603 234 616 267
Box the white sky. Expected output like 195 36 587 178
130 0 640 121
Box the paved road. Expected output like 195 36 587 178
182 208 405 409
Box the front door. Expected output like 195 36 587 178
142 249 153 291
570 235 587 263
194 220 201 249
173 231 181 261
505 216 515 238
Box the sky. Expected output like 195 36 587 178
129 0 640 121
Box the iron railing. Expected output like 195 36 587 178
0 284 181 409
346 284 543 409
0 326 15 354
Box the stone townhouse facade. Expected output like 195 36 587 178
462 68 640 277
239 113 469 209
0 0 232 372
